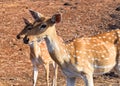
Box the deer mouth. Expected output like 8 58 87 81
23 36 29 44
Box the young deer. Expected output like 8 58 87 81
16 17 58 86
23 10 120 86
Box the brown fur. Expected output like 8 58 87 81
24 10 120 86
17 18 58 86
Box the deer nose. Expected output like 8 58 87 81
23 36 29 44
16 35 20 39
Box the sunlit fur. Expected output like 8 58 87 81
24 11 120 86
17 19 58 86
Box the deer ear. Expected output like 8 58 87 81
29 9 41 22
51 14 61 23
23 18 31 25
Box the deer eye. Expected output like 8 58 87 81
27 25 33 30
39 24 47 31
41 24 47 29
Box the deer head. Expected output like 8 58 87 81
23 10 61 44
16 18 33 39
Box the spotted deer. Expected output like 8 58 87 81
23 10 120 86
16 17 58 86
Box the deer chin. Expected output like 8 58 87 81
28 36 46 46
28 41 34 46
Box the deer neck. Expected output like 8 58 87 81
44 28 70 67
29 41 41 58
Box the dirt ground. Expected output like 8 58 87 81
0 0 120 86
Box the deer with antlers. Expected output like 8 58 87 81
16 15 58 86
23 10 120 86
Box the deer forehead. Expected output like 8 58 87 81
33 17 51 27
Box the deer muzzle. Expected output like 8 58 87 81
23 36 29 44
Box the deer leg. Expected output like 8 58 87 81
44 64 50 86
82 73 94 86
114 64 120 76
52 62 58 86
66 77 76 86
114 55 120 76
33 65 38 86
115 64 120 77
